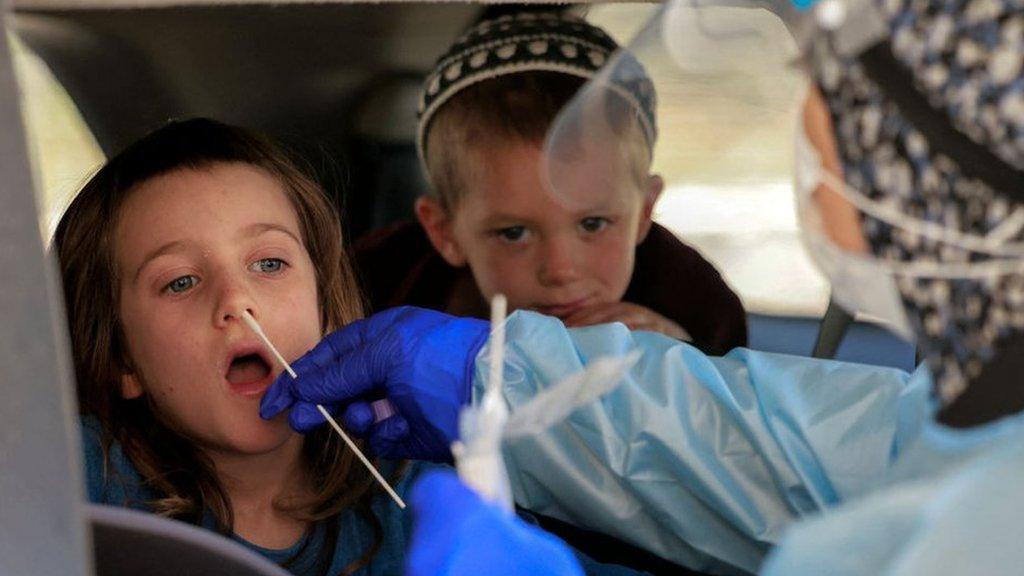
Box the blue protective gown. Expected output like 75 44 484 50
760 422 1024 575
477 312 1024 575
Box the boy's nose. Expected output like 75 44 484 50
538 238 581 286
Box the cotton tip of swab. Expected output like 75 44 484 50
486 294 507 402
240 310 297 379
490 293 507 320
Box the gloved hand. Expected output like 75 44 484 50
407 470 584 576
259 306 489 461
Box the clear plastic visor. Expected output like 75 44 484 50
544 0 819 316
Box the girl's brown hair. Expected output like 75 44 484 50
54 118 382 574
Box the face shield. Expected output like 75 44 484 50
546 0 1024 415
544 0 821 316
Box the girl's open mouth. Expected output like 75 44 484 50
225 352 273 396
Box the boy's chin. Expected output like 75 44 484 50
531 300 594 320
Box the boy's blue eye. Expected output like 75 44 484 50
252 258 286 274
579 217 609 233
164 275 197 294
496 226 530 243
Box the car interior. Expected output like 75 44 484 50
2 1 918 574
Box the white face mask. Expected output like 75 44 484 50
799 221 917 342
793 85 1024 344
793 95 915 342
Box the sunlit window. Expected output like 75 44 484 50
9 33 105 241
587 5 829 318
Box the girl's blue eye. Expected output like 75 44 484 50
252 258 286 274
496 226 530 243
164 275 197 294
580 217 609 233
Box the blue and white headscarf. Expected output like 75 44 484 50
812 0 1023 420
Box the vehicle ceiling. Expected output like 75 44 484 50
11 2 600 236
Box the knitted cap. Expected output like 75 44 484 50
416 11 657 164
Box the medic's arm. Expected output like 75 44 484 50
484 311 932 575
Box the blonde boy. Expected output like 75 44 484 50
355 12 746 354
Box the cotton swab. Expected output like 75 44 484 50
485 294 507 406
240 311 406 509
313 406 407 510
450 294 514 510
241 313 298 380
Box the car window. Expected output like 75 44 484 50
589 4 829 318
9 33 104 241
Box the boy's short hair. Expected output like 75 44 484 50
417 12 657 209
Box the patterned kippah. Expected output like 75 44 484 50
416 11 657 164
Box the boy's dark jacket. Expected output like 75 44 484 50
353 221 747 355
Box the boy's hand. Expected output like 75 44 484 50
562 302 692 341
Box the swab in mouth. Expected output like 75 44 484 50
240 310 406 509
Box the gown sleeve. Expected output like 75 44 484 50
475 311 933 574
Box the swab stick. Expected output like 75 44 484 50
241 311 406 509
486 294 507 405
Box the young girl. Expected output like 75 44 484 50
54 118 415 575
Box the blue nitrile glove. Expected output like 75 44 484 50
259 306 489 461
407 470 585 576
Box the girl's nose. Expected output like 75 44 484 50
538 237 581 286
214 277 259 328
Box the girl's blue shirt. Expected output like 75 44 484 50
80 416 644 576
79 417 418 576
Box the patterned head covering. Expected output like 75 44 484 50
811 0 1024 420
416 11 657 165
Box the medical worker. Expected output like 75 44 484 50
262 0 1024 573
